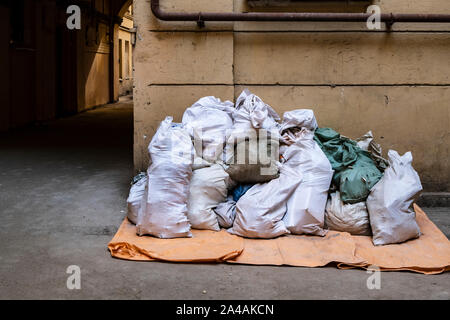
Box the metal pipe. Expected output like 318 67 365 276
151 0 450 24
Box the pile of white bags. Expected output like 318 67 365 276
125 90 424 247
366 150 422 245
228 164 302 239
325 191 371 236
136 117 194 239
282 129 334 236
126 173 147 225
182 96 234 162
187 164 235 231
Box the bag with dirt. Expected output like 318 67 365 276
325 191 372 236
225 128 280 183
187 164 236 231
366 150 422 246
182 96 234 162
282 129 333 236
232 89 280 131
223 90 281 183
280 109 318 134
126 172 147 225
228 164 302 239
136 117 193 239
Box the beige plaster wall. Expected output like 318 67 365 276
133 0 450 191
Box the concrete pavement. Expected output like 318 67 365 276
0 97 448 300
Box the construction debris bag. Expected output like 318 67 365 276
187 164 236 231
182 96 234 162
228 164 302 239
314 128 383 204
366 150 422 246
233 89 281 131
282 129 333 236
223 90 281 182
281 127 304 150
325 191 371 236
225 129 280 183
279 109 319 157
280 109 318 134
214 195 237 229
136 117 193 239
126 173 147 225
356 131 388 171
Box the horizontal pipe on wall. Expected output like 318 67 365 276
150 0 450 24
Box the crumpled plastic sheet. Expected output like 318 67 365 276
108 205 450 274
279 109 318 134
314 127 383 204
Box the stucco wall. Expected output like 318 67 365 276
133 0 450 191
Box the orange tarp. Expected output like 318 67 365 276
108 205 450 274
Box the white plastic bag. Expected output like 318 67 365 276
182 96 234 162
214 195 237 229
126 173 147 225
325 191 371 236
279 109 318 157
282 129 333 236
136 117 193 239
280 109 318 134
228 164 301 239
233 89 280 131
187 164 235 231
366 150 422 246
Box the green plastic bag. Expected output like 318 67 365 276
314 128 382 204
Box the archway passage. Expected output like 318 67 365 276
0 2 135 298
0 1 136 270
0 0 133 131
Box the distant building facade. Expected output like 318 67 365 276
118 5 134 96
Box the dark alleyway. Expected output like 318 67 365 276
0 97 449 299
